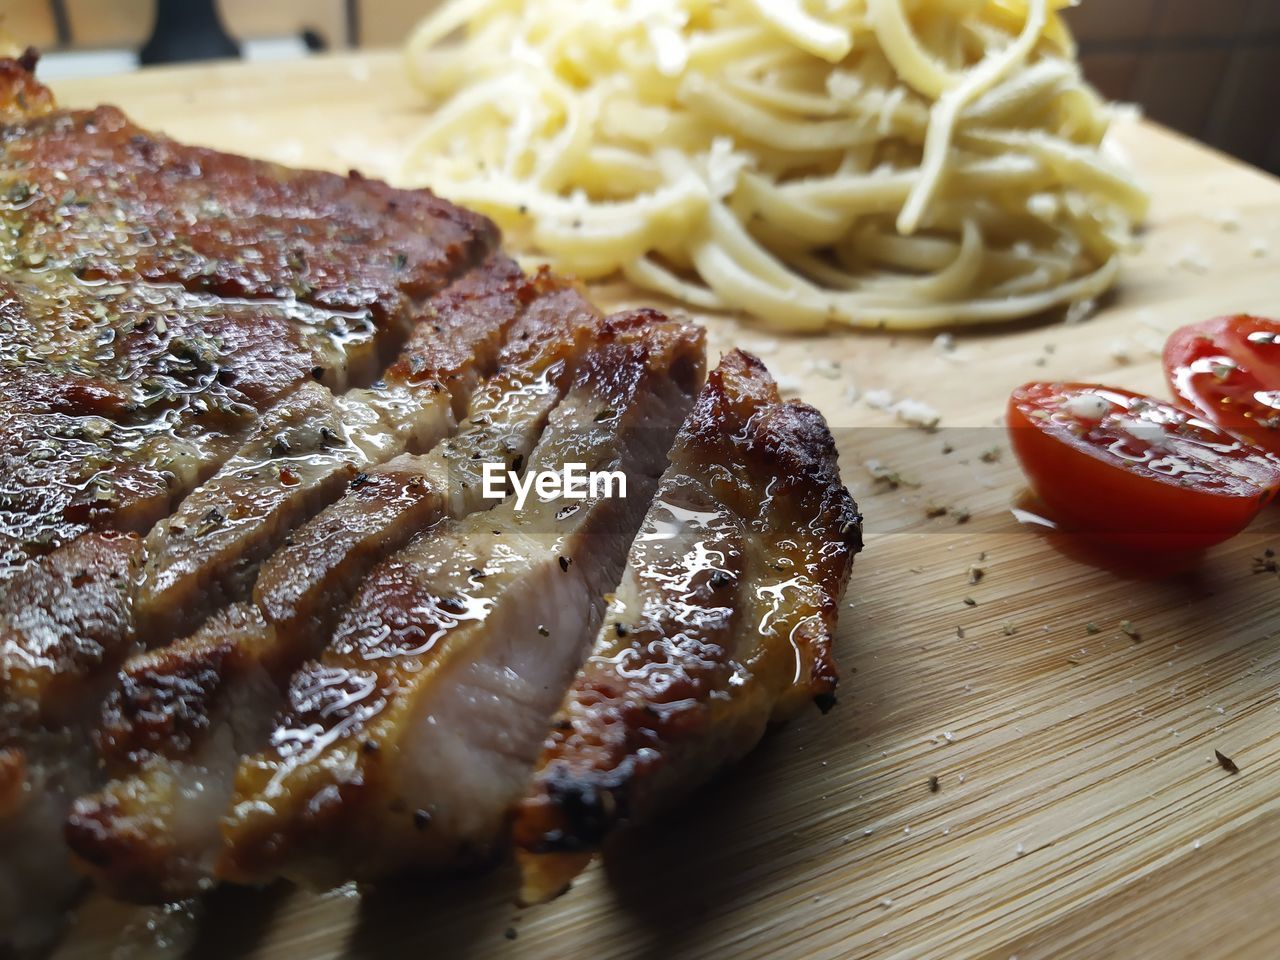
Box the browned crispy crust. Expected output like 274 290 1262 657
0 81 496 325
0 50 53 125
381 254 532 412
0 532 142 729
512 350 861 900
65 604 286 901
63 764 215 903
93 604 274 771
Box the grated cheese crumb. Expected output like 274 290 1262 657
1064 298 1098 325
1172 244 1212 274
893 397 941 431
1063 393 1110 420
863 388 894 411
863 388 941 431
1209 208 1241 232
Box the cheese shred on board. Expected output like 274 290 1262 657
404 0 1148 331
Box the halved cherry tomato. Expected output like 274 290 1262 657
1008 382 1280 551
1164 315 1280 453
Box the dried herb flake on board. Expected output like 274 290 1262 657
1215 749 1240 775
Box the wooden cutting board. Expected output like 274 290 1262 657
47 51 1280 960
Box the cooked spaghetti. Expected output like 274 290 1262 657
403 0 1148 331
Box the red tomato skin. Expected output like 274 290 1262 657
1164 315 1280 453
1007 382 1280 552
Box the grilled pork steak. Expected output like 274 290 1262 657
0 53 859 953
66 269 606 902
512 351 862 903
218 311 705 888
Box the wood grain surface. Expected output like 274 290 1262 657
45 51 1280 960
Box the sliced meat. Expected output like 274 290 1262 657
132 381 431 644
0 537 142 957
132 256 528 645
0 534 142 954
0 274 370 572
256 273 602 635
511 351 862 903
218 311 705 889
64 272 605 902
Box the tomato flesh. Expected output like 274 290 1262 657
1165 315 1280 453
1007 382 1280 551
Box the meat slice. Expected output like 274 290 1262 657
218 311 705 889
133 256 526 645
66 603 283 901
511 351 862 903
133 384 402 644
0 274 385 574
0 531 142 729
64 272 605 902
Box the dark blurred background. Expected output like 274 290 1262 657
1066 0 1280 174
2 0 1278 174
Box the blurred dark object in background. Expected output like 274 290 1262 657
138 0 237 64
1064 0 1280 175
